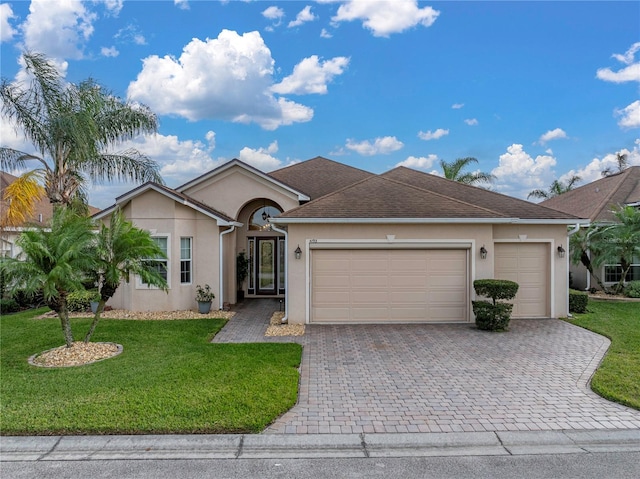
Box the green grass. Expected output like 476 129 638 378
565 300 640 410
0 309 302 435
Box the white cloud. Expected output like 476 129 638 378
395 155 437 170
101 46 119 57
127 30 314 130
451 103 464 109
345 136 404 156
418 128 449 141
560 146 640 187
174 0 189 10
538 128 568 145
331 0 439 37
464 118 478 126
596 42 640 83
491 144 557 199
615 100 640 129
271 55 349 95
115 25 146 45
288 5 317 28
102 0 124 16
21 0 97 60
1 3 17 42
320 28 333 38
238 141 282 171
262 6 284 20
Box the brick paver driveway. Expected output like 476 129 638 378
214 300 640 434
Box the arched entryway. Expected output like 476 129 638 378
236 199 285 297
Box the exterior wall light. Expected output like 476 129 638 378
557 245 565 258
294 245 302 260
480 245 488 260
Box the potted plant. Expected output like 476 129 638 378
472 279 519 331
195 284 215 314
236 252 249 302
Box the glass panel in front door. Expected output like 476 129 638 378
258 239 276 293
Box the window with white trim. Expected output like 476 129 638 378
604 255 640 283
138 236 169 288
180 237 192 284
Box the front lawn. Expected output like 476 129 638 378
566 300 640 410
0 309 302 435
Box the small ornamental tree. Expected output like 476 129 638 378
472 279 519 331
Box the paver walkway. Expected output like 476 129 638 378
213 300 640 434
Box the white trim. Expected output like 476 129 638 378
305 238 475 325
493 239 556 318
270 224 289 323
219 226 235 310
179 236 193 285
272 217 588 225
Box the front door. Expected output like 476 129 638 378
257 238 276 295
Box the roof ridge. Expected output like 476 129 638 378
380 175 509 217
389 166 578 218
590 167 634 221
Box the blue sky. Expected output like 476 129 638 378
1 0 639 209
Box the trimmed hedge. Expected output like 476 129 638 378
569 289 589 313
473 279 519 304
0 298 20 314
67 290 96 312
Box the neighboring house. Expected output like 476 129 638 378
541 166 640 291
95 156 586 323
0 171 100 258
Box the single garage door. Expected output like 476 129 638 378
494 243 549 318
311 249 468 323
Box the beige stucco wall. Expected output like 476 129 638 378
106 189 223 312
283 222 570 324
181 166 300 220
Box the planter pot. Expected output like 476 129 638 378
90 301 100 314
197 301 212 314
472 301 513 331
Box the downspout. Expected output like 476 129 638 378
270 223 288 324
566 223 581 318
219 225 236 310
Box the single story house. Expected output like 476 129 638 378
541 166 640 291
95 156 587 323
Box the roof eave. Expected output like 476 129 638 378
271 217 590 225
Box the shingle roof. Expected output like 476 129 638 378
381 167 577 220
277 166 582 222
1 171 100 226
541 166 640 222
268 156 374 200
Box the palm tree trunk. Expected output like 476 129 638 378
83 300 105 343
58 301 74 348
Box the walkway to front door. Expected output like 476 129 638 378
212 300 640 434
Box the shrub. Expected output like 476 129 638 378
569 289 589 313
67 290 97 312
12 289 43 308
624 281 640 299
0 298 20 314
473 279 519 332
473 279 519 304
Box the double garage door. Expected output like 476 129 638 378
311 249 469 323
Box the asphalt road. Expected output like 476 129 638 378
3 452 640 479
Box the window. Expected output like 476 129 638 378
180 237 192 284
248 206 281 231
139 236 168 288
278 238 285 293
604 255 640 283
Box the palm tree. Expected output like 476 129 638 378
0 51 162 214
83 209 168 343
527 175 581 200
0 170 45 228
590 205 640 294
439 157 495 186
601 153 628 177
0 208 96 347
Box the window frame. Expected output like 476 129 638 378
137 234 170 289
180 237 192 285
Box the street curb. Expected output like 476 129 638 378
2 429 639 461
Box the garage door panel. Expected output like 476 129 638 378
312 249 468 323
494 243 549 318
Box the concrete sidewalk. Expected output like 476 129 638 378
2 429 639 461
